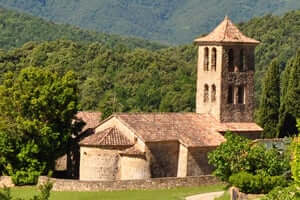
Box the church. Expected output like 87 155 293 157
78 16 263 181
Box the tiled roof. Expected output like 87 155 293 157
120 146 145 156
80 127 134 147
114 113 262 147
194 16 260 44
76 111 102 134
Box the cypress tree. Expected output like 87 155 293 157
258 59 281 138
278 51 300 137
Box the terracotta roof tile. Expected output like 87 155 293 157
120 146 145 156
80 127 133 147
194 16 260 44
76 111 102 134
115 113 262 147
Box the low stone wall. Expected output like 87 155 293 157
230 187 265 200
0 176 14 188
39 175 220 191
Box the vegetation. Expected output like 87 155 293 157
277 52 300 137
0 181 52 200
0 67 79 185
1 0 300 44
258 59 280 138
1 184 226 200
0 7 165 50
208 133 290 193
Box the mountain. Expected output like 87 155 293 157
0 7 165 50
0 0 300 44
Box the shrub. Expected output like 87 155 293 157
263 185 300 200
229 172 288 194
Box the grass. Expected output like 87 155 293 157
5 184 226 200
214 191 231 200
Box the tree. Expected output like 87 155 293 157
0 67 78 184
258 59 280 138
278 52 300 137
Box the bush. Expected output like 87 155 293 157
208 133 290 182
263 185 300 200
229 172 288 194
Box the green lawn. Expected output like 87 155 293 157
6 184 226 200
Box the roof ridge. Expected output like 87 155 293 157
98 127 114 144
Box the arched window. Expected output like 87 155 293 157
239 49 245 71
204 47 209 71
237 86 245 104
227 85 234 104
211 48 217 71
228 49 234 72
211 84 216 102
204 84 209 103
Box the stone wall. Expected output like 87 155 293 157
220 45 256 123
80 147 120 181
187 147 214 176
0 176 14 188
119 155 151 180
147 141 179 178
38 175 221 191
230 187 265 200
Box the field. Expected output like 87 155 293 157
5 184 226 200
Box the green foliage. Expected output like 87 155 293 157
258 59 280 138
1 1 300 44
208 133 290 182
229 172 287 194
263 185 300 200
278 52 300 137
0 7 165 50
0 180 52 200
291 123 300 186
0 67 79 185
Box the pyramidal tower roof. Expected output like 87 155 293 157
194 16 260 44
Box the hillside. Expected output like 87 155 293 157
0 0 300 44
0 7 165 50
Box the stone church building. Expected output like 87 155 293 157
78 16 263 181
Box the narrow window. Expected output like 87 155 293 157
227 85 234 104
211 48 217 71
237 86 245 104
228 49 234 72
204 47 209 71
239 49 244 71
211 84 216 102
204 84 209 103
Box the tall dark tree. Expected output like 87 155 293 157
278 52 300 137
258 59 281 138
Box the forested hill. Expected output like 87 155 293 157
0 7 165 50
239 10 300 95
0 0 300 44
0 9 300 119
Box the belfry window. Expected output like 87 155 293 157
204 84 209 102
211 84 216 102
227 85 234 104
237 86 245 104
211 48 217 71
204 47 209 71
228 49 234 72
239 49 245 71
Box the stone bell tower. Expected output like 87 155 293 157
194 16 260 122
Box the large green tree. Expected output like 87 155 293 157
278 52 300 137
258 59 281 138
0 67 78 185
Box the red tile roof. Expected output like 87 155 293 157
194 16 260 44
80 127 134 147
76 111 102 134
114 113 262 147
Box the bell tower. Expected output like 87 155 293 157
194 16 260 122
